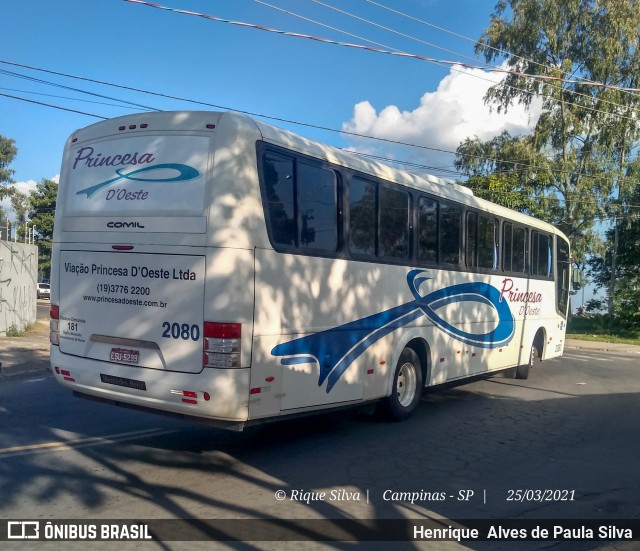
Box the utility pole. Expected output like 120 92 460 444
608 216 618 315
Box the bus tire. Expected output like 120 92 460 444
514 344 535 380
379 348 423 421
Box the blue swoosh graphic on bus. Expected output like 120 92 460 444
76 163 201 198
271 270 515 392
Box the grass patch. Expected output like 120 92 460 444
4 322 39 337
566 333 640 346
5 324 23 337
568 314 640 345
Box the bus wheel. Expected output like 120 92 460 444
514 344 535 380
379 348 423 421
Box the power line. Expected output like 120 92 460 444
364 0 496 49
7 10 640 138
0 86 151 110
364 0 640 102
307 0 481 65
5 134 637 215
0 92 106 119
0 59 484 161
254 0 513 102
254 0 640 128
0 59 636 189
0 67 159 112
126 0 640 94
253 0 406 56
346 150 462 176
315 0 640 124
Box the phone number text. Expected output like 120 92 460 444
96 283 151 296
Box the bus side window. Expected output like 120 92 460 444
531 231 552 277
379 185 409 259
263 151 338 252
418 197 438 263
440 202 461 265
503 222 513 271
297 162 338 252
263 152 296 246
513 226 527 273
348 178 377 257
503 223 527 273
466 212 497 270
478 215 497 270
466 211 477 268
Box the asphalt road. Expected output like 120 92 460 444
1 347 639 550
36 300 49 320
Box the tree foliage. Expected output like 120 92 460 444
28 178 57 278
0 135 18 222
455 0 640 265
588 164 640 325
10 190 30 236
0 135 17 186
456 131 551 215
0 136 59 279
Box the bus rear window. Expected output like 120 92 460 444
262 151 338 252
65 135 209 215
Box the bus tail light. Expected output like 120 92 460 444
171 389 199 405
50 305 60 346
54 367 75 382
203 322 241 368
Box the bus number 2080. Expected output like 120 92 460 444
162 322 200 341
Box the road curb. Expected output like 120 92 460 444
0 314 50 382
565 339 640 354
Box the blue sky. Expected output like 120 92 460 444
2 0 535 199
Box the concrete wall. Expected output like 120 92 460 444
0 240 38 335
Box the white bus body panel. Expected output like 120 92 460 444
50 346 250 421
253 248 562 419
50 110 568 427
51 112 261 424
58 250 205 373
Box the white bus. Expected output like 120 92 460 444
50 111 571 430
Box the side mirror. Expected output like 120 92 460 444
572 267 583 290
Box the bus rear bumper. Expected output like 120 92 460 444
50 347 250 423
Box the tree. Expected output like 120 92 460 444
588 166 640 328
456 131 551 215
0 135 17 186
10 190 30 239
0 135 18 225
28 178 57 278
456 0 640 266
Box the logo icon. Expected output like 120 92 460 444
7 521 40 540
76 164 200 198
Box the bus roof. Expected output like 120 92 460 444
67 110 564 238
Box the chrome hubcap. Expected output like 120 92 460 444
397 362 417 407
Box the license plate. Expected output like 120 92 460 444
100 374 146 391
110 348 140 364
